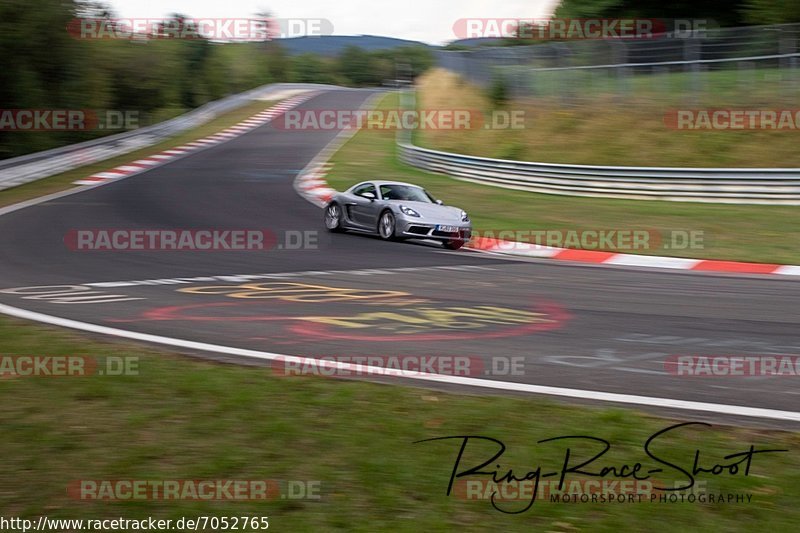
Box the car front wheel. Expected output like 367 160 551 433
378 211 397 240
443 239 464 250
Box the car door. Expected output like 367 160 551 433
346 183 379 228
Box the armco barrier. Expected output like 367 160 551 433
0 83 340 191
398 142 800 205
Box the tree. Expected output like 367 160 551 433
489 76 509 107
554 0 749 27
291 53 333 83
264 41 290 81
339 46 374 86
744 0 800 24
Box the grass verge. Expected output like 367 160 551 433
1 316 799 531
416 69 800 168
325 93 800 264
0 99 278 209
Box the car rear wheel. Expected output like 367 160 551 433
443 239 464 250
324 203 343 232
378 211 397 240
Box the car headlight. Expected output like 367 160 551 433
461 210 469 222
400 205 421 217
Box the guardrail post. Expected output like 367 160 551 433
612 41 628 103
397 82 414 146
779 29 798 100
684 36 702 106
738 60 756 102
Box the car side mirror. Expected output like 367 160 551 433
361 192 376 201
435 199 443 205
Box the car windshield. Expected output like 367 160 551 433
380 184 435 203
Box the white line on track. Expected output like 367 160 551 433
0 301 799 422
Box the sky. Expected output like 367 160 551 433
103 0 561 45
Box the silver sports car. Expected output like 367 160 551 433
324 181 472 249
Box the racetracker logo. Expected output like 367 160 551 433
68 480 320 500
67 18 333 40
452 18 667 40
665 355 800 376
63 229 319 251
0 109 138 131
271 355 525 378
456 479 660 501
471 229 706 252
277 109 526 131
0 355 138 378
664 109 800 130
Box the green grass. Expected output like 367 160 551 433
1 316 800 531
505 66 799 106
414 68 800 167
0 99 278 209
326 93 800 265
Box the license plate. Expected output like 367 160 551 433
437 225 458 233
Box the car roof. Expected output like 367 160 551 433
369 180 423 188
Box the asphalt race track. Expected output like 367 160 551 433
1 89 799 426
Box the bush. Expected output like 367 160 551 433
489 76 509 107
